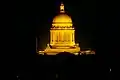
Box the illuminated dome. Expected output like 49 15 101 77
52 3 73 27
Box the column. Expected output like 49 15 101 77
71 31 73 43
66 32 67 42
50 31 52 43
53 31 55 42
64 31 67 42
70 31 72 43
56 31 58 42
50 31 52 44
59 32 61 42
64 32 65 42
56 31 57 42
59 32 60 42
73 31 75 43
68 33 69 42
62 31 64 42
66 31 68 42
52 31 54 43
61 31 63 42
72 32 73 42
68 33 70 42
52 31 53 42
57 31 58 42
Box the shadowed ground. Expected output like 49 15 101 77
15 52 111 80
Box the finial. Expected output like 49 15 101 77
60 2 65 13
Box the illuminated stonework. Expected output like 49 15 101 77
39 3 80 55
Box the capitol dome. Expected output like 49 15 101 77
52 3 73 27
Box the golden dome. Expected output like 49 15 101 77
53 14 72 23
52 3 73 27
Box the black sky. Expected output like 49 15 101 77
16 0 119 56
35 0 96 49
14 0 120 78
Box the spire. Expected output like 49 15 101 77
60 2 65 13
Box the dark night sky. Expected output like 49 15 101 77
14 0 120 78
16 0 119 56
35 0 96 49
